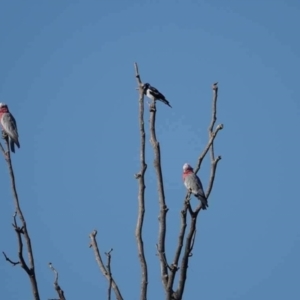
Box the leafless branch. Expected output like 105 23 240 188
2 251 20 266
89 230 123 300
209 82 219 161
105 248 113 300
48 262 66 300
173 82 222 299
206 155 222 199
148 93 170 292
166 194 191 298
134 62 148 300
0 135 40 300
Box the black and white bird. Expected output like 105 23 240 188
142 83 172 108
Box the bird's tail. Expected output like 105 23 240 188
10 139 15 153
158 99 172 108
10 138 20 153
197 194 208 210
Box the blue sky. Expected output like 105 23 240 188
0 0 299 299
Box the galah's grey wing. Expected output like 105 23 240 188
195 175 206 197
195 175 204 190
1 113 19 141
194 174 208 209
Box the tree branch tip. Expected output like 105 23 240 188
90 230 97 237
212 82 218 90
217 124 224 130
105 248 113 256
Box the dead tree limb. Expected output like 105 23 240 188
0 133 40 300
89 230 123 300
173 82 223 299
48 262 66 300
148 100 170 290
134 62 148 300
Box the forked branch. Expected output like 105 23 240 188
0 135 40 300
89 230 123 300
134 62 148 300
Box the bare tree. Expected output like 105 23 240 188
89 63 223 300
1 134 66 300
1 136 41 300
2 63 222 300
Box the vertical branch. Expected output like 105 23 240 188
209 82 218 161
134 62 148 300
89 230 123 300
48 263 66 300
0 137 40 300
105 249 113 300
148 100 169 289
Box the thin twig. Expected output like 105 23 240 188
105 249 113 300
209 82 219 161
2 251 20 266
89 230 123 300
134 62 148 300
148 99 169 291
0 136 40 300
48 263 66 300
194 124 223 175
206 156 222 199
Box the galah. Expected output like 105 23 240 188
182 163 208 210
0 102 20 153
142 83 172 108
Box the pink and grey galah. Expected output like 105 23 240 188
0 103 20 153
182 163 208 210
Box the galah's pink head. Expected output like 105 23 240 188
0 102 8 112
183 163 193 172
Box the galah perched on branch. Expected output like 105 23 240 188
142 83 172 108
0 102 20 153
182 163 208 210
